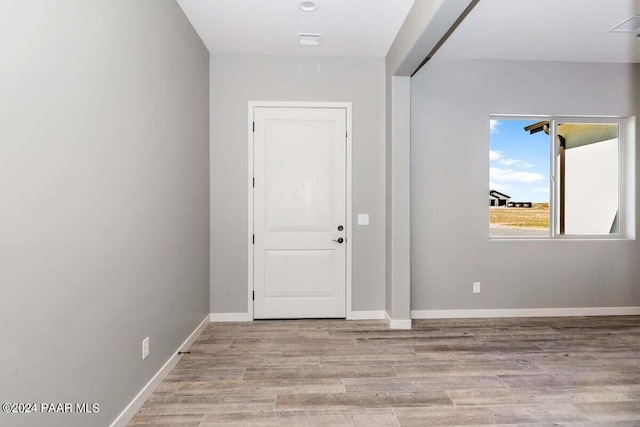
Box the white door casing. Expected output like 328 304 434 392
249 103 352 319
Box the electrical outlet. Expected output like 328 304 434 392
142 337 150 360
473 282 481 293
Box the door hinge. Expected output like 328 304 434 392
252 122 255 132
252 177 255 188
252 291 255 301
252 234 255 244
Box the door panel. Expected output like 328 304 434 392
254 107 346 319
264 250 334 298
265 119 334 232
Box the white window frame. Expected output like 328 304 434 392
489 114 635 241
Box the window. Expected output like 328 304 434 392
489 116 631 239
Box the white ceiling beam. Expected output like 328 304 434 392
386 0 476 77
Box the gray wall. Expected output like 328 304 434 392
384 0 474 322
210 54 386 313
384 76 412 320
0 1 210 426
411 59 640 310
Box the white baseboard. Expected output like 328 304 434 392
109 315 209 427
210 312 253 322
210 311 387 322
411 306 640 319
350 310 386 320
385 312 412 329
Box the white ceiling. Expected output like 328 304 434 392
177 0 415 57
436 0 640 63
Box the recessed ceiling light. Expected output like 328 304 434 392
300 1 317 12
299 33 321 46
609 15 640 33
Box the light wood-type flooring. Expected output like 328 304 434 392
129 316 640 426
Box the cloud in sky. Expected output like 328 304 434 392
490 167 545 184
498 158 534 167
533 187 550 194
490 120 500 134
489 180 510 192
489 150 502 161
490 151 533 167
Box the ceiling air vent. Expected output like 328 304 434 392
298 33 321 46
609 15 640 34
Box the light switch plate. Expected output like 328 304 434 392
357 214 369 226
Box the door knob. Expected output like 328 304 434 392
337 225 344 231
332 237 344 244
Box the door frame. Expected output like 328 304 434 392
247 101 353 320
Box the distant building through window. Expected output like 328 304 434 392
489 116 627 239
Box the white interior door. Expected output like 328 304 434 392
253 107 347 319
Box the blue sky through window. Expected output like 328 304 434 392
490 119 550 203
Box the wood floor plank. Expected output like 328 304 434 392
228 341 360 352
230 337 358 347
203 331 332 339
149 381 181 397
394 403 589 426
282 345 416 357
552 422 640 427
318 352 458 366
474 333 606 342
185 343 233 354
175 356 319 369
328 329 445 338
243 365 397 380
414 316 639 329
344 375 508 392
199 409 399 426
126 316 640 427
174 379 345 396
589 350 640 360
163 368 245 382
179 351 284 359
319 351 460 365
499 372 640 388
356 335 479 347
446 385 640 406
443 326 563 337
454 351 597 363
573 401 640 421
406 424 639 427
606 384 640 398
391 352 463 364
553 326 640 334
136 395 276 415
534 339 640 352
535 358 640 373
190 339 233 345
127 413 204 426
412 342 543 353
275 390 453 410
394 362 541 377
